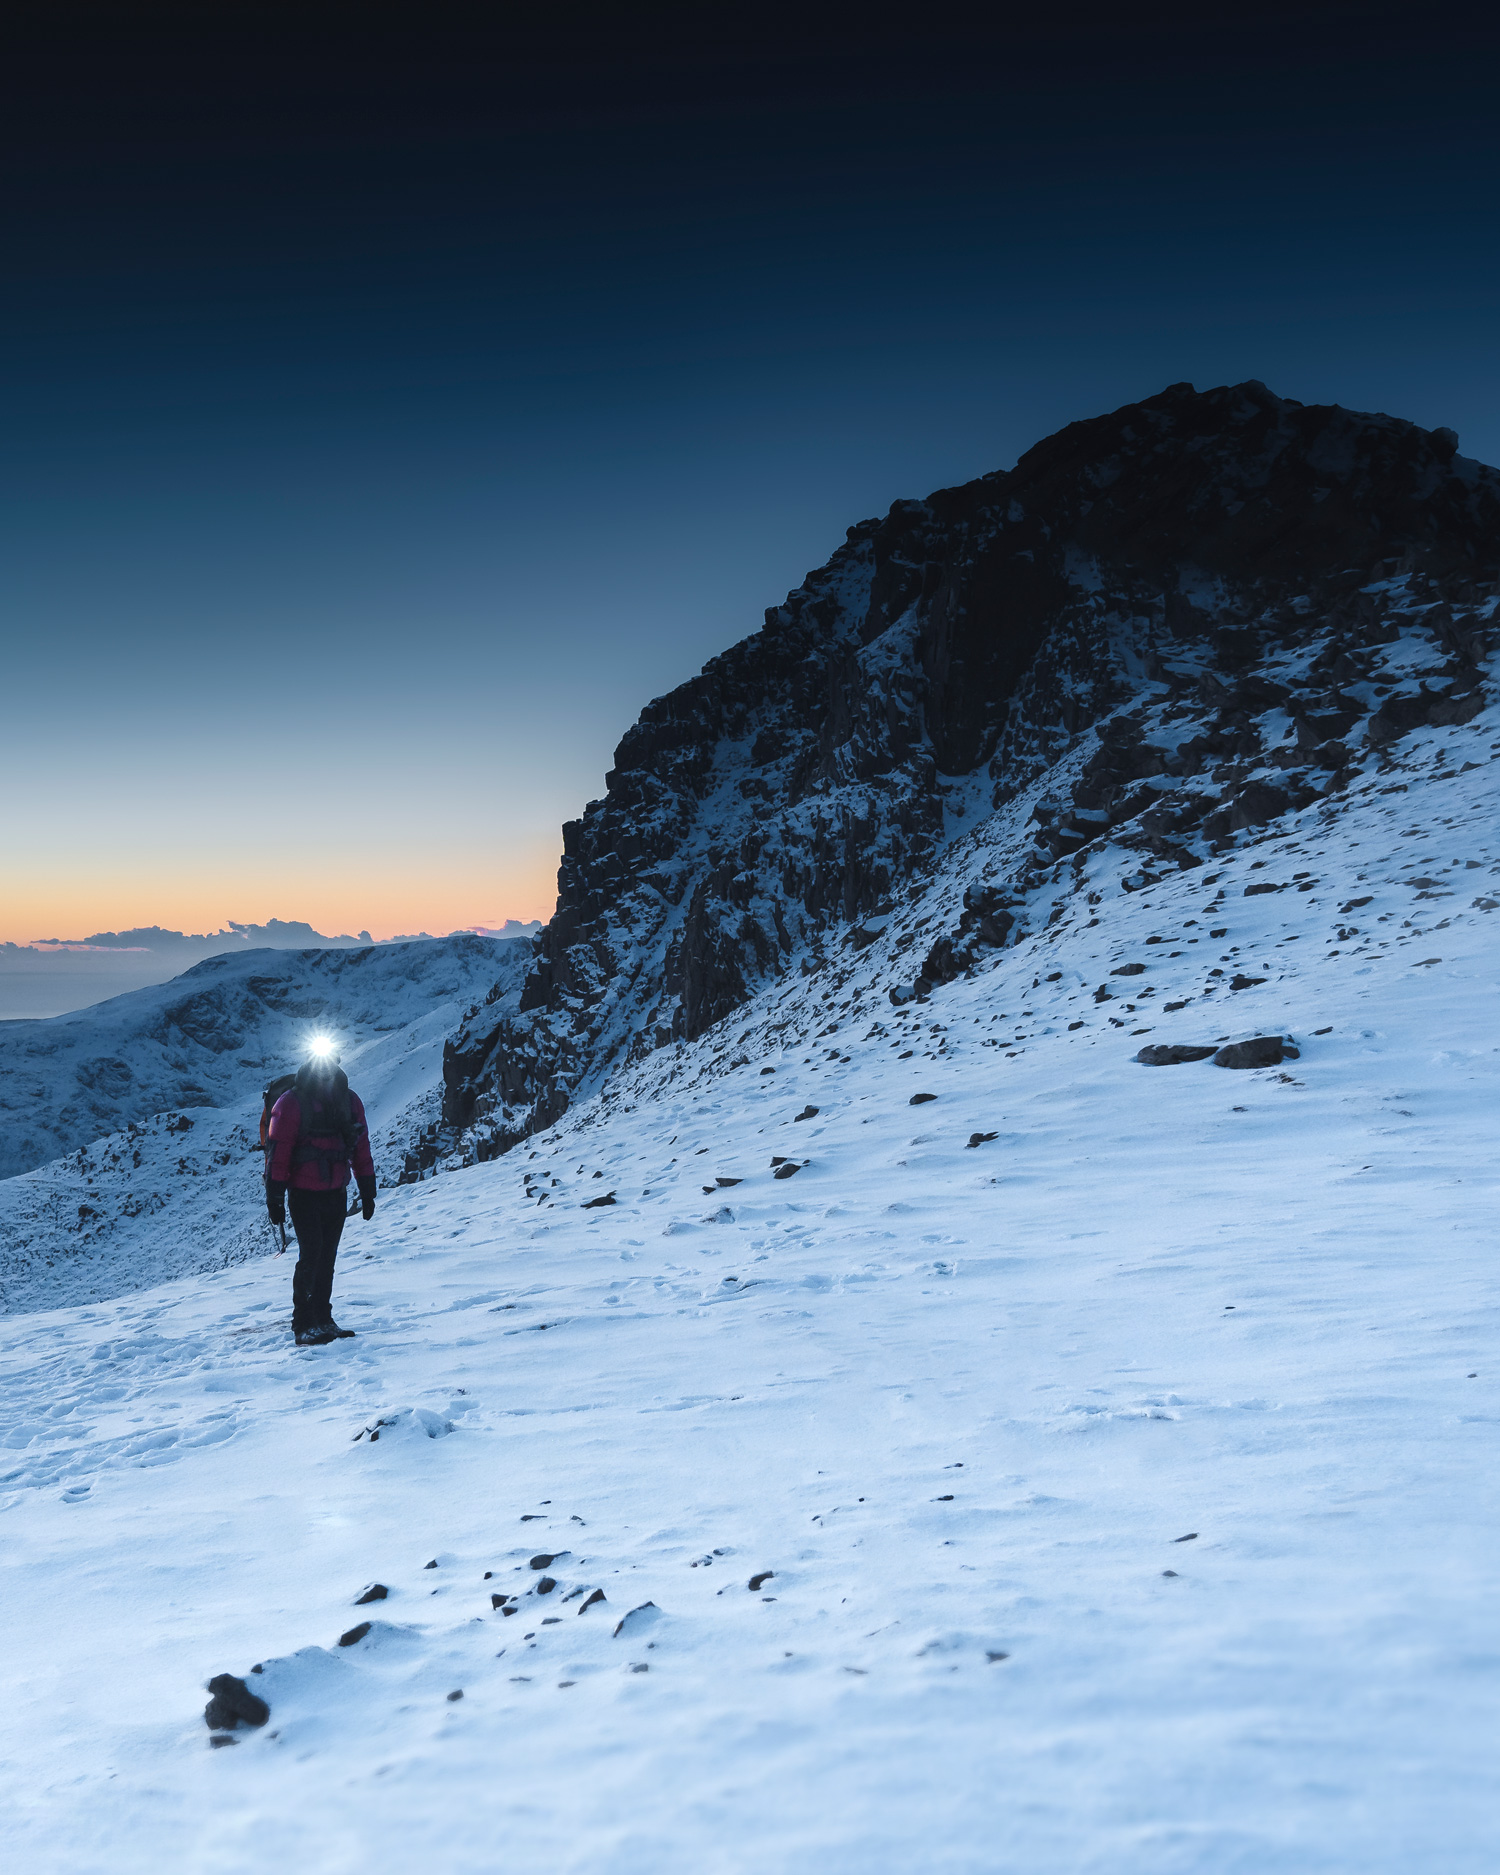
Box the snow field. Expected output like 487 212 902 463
4 749 1499 1872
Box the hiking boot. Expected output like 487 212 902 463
321 1317 357 1339
294 1323 333 1347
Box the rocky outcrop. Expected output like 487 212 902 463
444 381 1499 1151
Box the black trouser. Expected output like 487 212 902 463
289 1187 348 1327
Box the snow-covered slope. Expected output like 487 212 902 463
2 687 1497 1870
3 382 1498 1869
0 936 532 1309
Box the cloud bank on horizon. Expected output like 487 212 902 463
0 918 541 1023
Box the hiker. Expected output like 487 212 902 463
265 1045 376 1345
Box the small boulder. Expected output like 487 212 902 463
337 1623 372 1648
965 1131 998 1148
749 1571 775 1591
529 1553 558 1569
1136 1044 1218 1066
1244 881 1281 897
1213 1037 1285 1069
1229 974 1266 991
1110 961 1147 977
613 1601 661 1639
578 1589 607 1613
204 1674 270 1728
354 1583 388 1605
909 1093 938 1106
582 1192 616 1208
774 1162 802 1179
793 1106 819 1122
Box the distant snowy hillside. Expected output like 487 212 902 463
0 937 533 1309
0 935 522 1181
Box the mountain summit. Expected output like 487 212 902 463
443 381 1496 1154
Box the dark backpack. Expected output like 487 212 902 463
259 1066 362 1187
260 1073 297 1191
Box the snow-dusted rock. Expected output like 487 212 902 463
442 380 1498 1160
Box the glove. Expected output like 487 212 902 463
357 1174 377 1222
266 1182 287 1226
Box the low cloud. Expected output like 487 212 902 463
1 917 542 1021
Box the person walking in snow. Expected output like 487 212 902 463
265 1045 376 1345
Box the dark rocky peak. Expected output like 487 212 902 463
440 383 1497 1159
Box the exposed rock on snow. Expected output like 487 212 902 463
441 380 1498 1160
1213 1037 1293 1069
203 1673 269 1731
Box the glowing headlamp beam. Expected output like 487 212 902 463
308 1035 336 1059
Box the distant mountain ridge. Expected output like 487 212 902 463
0 935 527 1181
440 379 1498 1156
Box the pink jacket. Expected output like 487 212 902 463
267 1088 375 1191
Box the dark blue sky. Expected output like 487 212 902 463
4 1 1496 943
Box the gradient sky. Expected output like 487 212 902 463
4 1 1497 946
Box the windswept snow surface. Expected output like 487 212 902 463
4 740 1499 1871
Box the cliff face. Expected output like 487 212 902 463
443 380 1499 1149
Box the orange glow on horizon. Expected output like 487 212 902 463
0 848 561 948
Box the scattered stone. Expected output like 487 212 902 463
760 1066 775 1075
582 1191 617 1208
630 1662 649 1673
1163 1000 1189 1012
424 1559 438 1569
205 1674 270 1728
715 1176 742 1187
1173 1532 1199 1543
613 1601 661 1638
1162 1570 1179 1578
985 1651 1010 1663
446 1689 463 1701
578 1589 607 1613
748 1571 775 1591
774 1162 802 1179
1137 1044 1217 1066
354 1583 388 1605
1068 1019 1084 1030
965 1131 998 1147
1213 1038 1285 1069
793 1106 819 1122
208 1733 238 1747
337 1623 372 1648
537 1577 557 1595
1111 961 1147 976
1209 927 1228 938
529 1554 557 1569
909 1093 938 1105
1244 881 1282 896
1228 974 1266 991
1412 956 1442 968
